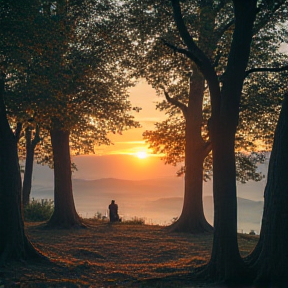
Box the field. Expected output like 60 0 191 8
0 220 258 287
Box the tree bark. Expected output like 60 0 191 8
0 72 42 265
169 68 213 233
23 125 40 207
171 0 257 279
247 94 288 285
208 119 248 282
205 0 257 282
47 127 84 228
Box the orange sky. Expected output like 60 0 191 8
94 79 167 157
71 79 182 180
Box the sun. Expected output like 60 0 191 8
136 151 148 159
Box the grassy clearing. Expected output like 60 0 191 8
0 220 258 287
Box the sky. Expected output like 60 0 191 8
69 79 182 181
92 41 288 159
93 79 166 156
32 67 270 230
36 42 288 182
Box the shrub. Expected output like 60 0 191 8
24 198 54 222
94 211 102 220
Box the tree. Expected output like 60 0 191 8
1 0 140 228
0 72 42 265
162 69 214 233
247 93 288 285
22 124 41 206
126 0 218 233
127 0 286 234
169 0 288 282
0 0 45 208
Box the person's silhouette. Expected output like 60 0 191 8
108 200 119 222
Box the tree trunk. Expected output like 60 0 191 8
47 127 84 228
23 126 40 206
169 149 213 233
0 72 42 265
208 119 248 282
169 68 213 233
205 1 257 282
247 94 288 286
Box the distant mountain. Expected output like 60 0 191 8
146 196 264 232
31 176 265 232
145 197 183 212
203 196 263 222
72 177 184 200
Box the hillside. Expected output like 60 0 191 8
0 220 259 287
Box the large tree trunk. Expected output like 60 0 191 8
247 94 288 285
169 2 218 234
205 1 257 282
47 127 84 228
169 68 213 233
208 119 248 282
23 125 40 206
0 72 42 265
169 150 213 233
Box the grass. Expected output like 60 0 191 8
121 216 146 225
0 219 259 287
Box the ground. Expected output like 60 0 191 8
0 220 258 287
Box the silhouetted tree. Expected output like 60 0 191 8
169 0 288 282
247 94 288 285
0 72 42 265
126 0 287 234
1 0 139 228
22 125 41 206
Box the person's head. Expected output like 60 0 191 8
111 200 115 204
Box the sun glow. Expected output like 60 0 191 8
136 151 148 159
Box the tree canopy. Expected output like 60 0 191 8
125 0 288 182
1 0 140 158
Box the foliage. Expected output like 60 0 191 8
1 0 140 166
24 198 54 222
126 0 288 182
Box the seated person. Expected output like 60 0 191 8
108 200 120 222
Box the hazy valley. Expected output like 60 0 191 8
31 164 266 233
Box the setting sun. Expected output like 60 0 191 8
136 151 148 159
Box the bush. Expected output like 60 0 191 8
94 211 102 220
24 198 54 222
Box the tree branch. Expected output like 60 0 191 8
203 141 212 158
32 124 41 148
170 0 221 117
245 64 288 77
15 122 23 142
170 0 206 67
160 85 188 119
161 39 201 67
214 18 235 41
